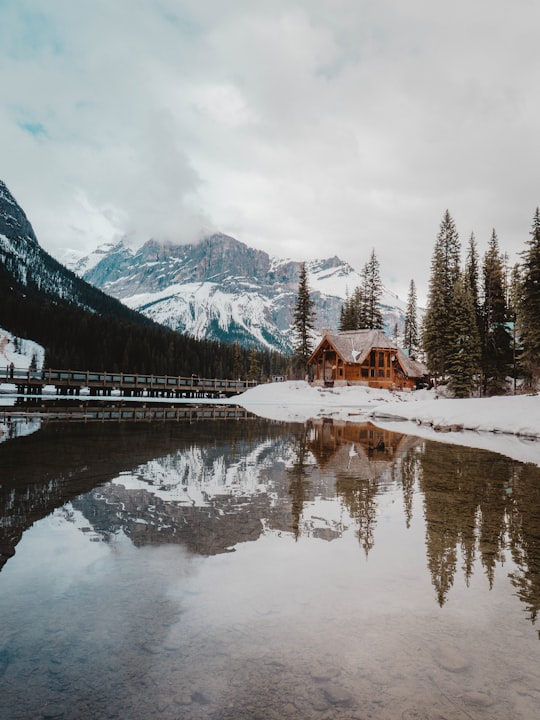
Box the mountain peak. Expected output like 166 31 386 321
72 231 408 351
0 180 39 250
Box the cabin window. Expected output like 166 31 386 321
361 368 368 378
378 352 385 367
378 369 385 377
370 368 375 377
370 350 375 366
339 367 343 377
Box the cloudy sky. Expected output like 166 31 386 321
1 0 539 303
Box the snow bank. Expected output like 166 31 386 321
231 380 391 422
0 327 45 372
234 381 540 465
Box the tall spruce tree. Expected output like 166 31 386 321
353 285 367 328
482 230 512 394
247 347 261 380
464 233 482 338
403 279 419 357
363 249 384 329
339 286 364 330
339 290 351 331
447 273 481 397
422 210 461 380
520 208 540 386
507 263 523 391
292 262 316 372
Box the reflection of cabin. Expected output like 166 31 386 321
307 329 428 390
307 418 421 481
308 419 411 467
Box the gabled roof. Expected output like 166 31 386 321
398 353 428 379
308 329 428 379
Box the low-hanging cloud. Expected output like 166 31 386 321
1 0 539 301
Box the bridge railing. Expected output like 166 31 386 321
1 366 259 393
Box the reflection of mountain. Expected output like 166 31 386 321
0 418 292 569
72 434 300 555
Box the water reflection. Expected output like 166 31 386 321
1 415 540 626
0 414 539 719
0 416 282 568
418 442 540 622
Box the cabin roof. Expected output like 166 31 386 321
308 329 428 379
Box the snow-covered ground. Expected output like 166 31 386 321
0 327 44 372
233 381 540 465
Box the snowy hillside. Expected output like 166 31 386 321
67 235 411 352
0 327 44 372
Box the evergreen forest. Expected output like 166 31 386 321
421 208 540 396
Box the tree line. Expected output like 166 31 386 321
423 209 540 396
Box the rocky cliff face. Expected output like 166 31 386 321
71 234 407 352
0 180 37 247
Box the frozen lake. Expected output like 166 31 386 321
0 411 539 719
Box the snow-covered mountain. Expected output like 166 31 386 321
67 234 408 352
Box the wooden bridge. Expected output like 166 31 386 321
0 366 258 399
1 404 255 424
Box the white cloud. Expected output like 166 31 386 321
1 0 540 303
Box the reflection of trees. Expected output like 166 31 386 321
391 446 422 529
289 418 540 633
287 428 312 540
335 473 379 556
417 442 540 632
506 463 540 636
419 444 506 605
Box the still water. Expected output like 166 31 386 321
0 411 539 719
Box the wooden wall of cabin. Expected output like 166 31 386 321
343 348 393 385
310 345 417 389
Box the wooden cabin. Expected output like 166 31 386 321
307 329 428 390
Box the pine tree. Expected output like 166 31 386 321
292 262 316 372
447 274 481 397
339 284 368 330
422 210 461 380
482 230 512 394
363 249 384 329
520 208 540 386
464 233 482 337
338 291 349 331
247 348 260 381
353 285 367 328
507 263 523 392
339 290 355 331
403 279 419 357
232 342 243 379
